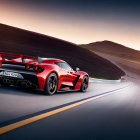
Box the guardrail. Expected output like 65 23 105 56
89 78 122 83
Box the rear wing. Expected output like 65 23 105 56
0 52 42 63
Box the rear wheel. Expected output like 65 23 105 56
44 72 58 95
80 76 88 92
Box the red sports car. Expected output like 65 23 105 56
0 53 89 95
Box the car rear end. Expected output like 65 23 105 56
0 53 44 89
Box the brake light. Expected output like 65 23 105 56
33 66 39 71
25 64 44 72
2 58 6 61
25 64 30 70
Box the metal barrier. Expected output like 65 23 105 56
89 78 122 83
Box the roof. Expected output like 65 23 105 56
41 58 65 64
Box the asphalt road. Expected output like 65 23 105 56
0 78 140 140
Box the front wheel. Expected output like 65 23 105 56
80 76 89 92
44 72 58 95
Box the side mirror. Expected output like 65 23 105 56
38 57 42 63
76 67 80 71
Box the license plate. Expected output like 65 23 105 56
0 71 19 78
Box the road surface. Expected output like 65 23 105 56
1 77 140 140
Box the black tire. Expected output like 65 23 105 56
44 72 58 95
80 75 89 92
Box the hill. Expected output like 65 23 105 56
80 40 140 62
0 24 125 79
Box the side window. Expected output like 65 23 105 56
55 62 61 67
56 62 73 71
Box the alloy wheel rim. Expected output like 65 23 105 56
83 78 88 90
49 76 57 93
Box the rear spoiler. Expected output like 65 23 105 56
0 52 42 63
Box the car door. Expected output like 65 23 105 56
67 70 78 84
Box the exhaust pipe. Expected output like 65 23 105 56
3 78 8 84
6 79 10 85
9 79 14 85
3 78 14 85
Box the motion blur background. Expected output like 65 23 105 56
0 0 140 50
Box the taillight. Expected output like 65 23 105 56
0 62 2 67
33 66 39 71
25 64 30 70
25 64 44 72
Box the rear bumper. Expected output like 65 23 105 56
0 69 38 89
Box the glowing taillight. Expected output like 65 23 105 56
25 65 30 69
0 57 2 61
25 64 43 72
33 66 39 71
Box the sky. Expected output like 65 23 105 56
0 0 140 50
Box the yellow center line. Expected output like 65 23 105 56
0 94 106 135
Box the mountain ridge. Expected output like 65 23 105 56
80 40 140 61
0 23 125 79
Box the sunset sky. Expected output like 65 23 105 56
0 0 140 50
